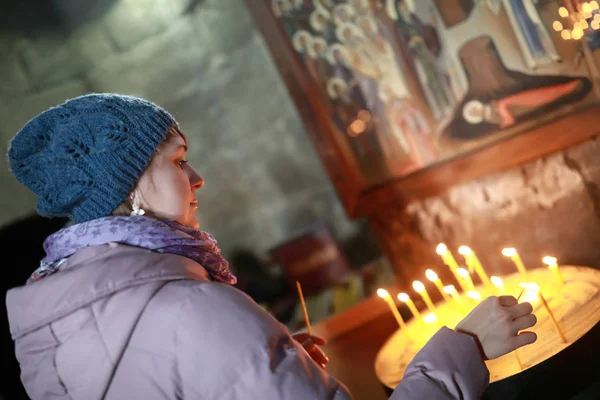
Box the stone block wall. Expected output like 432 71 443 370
0 0 367 261
368 136 600 291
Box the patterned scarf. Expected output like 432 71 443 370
28 216 237 285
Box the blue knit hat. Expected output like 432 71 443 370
8 93 177 223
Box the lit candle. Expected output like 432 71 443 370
443 285 466 311
518 282 539 303
539 289 567 344
413 280 436 313
436 243 469 293
519 283 567 343
502 248 529 279
543 256 564 287
491 276 505 293
377 288 407 330
425 269 451 302
398 292 421 320
457 267 476 291
458 246 491 287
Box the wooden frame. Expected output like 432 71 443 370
246 0 600 218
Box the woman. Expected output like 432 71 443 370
6 94 536 399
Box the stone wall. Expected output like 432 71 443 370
409 137 600 273
0 0 369 261
368 136 600 292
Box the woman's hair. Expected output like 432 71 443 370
112 126 186 216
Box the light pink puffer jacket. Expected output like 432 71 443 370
6 243 488 400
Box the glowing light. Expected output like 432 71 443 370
562 29 572 39
592 1 599 11
573 28 584 40
458 245 472 256
398 293 410 302
543 256 558 265
423 313 438 323
558 6 569 18
519 282 540 292
348 119 366 136
377 288 390 298
357 110 371 122
425 269 439 282
412 281 425 293
553 21 563 31
583 2 592 13
457 268 469 278
581 19 589 29
443 285 456 294
519 282 540 302
491 276 504 288
592 20 600 29
502 248 517 257
436 243 448 255
466 291 482 302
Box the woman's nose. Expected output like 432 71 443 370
188 166 205 191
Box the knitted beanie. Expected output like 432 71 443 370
8 93 177 223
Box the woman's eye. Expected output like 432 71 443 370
177 160 189 169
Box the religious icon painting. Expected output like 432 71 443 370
248 0 600 217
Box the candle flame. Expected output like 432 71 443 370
502 248 517 257
519 282 540 292
436 243 448 255
558 6 568 17
377 288 390 298
542 256 558 265
490 276 503 288
456 267 469 278
412 281 425 293
458 246 472 256
443 285 456 294
552 20 563 31
466 291 482 301
423 313 438 323
519 283 540 302
397 293 410 302
425 269 438 282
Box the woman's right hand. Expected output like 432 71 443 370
455 295 537 360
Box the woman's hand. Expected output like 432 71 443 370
292 333 329 369
455 295 537 360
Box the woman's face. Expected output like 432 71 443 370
134 132 204 229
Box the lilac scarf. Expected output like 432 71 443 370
28 216 237 285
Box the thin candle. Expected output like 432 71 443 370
515 350 523 371
436 243 469 293
502 248 529 279
539 290 567 344
296 281 312 336
543 256 564 287
457 267 476 291
377 288 407 330
443 285 466 312
519 283 567 343
426 269 451 302
398 292 421 320
413 280 436 313
458 246 491 287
